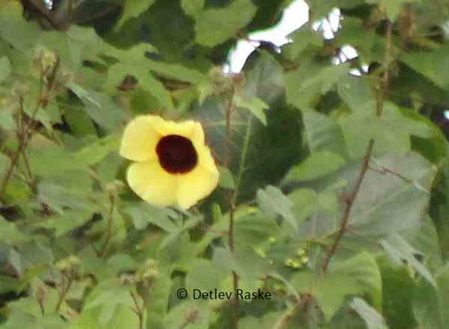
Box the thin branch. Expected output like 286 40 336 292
376 20 393 117
232 116 252 204
321 140 374 273
224 93 240 329
55 273 74 313
273 294 312 329
224 98 234 168
0 54 58 201
321 17 394 273
21 0 67 30
99 194 116 257
130 290 145 329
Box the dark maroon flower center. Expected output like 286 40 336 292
156 135 197 174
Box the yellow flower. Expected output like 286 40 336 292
120 115 219 210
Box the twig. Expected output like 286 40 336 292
376 20 393 117
273 294 312 329
21 0 67 30
130 290 145 329
130 282 151 329
224 93 240 328
321 18 394 272
0 55 58 201
99 193 116 257
55 273 74 313
321 140 374 273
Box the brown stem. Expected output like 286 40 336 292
321 18 394 273
0 56 57 201
21 0 67 30
321 140 374 273
224 98 233 168
100 194 116 257
376 20 393 117
55 273 73 313
130 290 145 329
224 95 239 328
273 294 312 329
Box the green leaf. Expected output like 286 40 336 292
145 267 172 329
181 0 205 18
219 166 236 189
0 2 41 52
284 151 346 183
302 110 350 157
378 256 417 329
195 0 257 47
195 52 303 203
283 24 323 60
0 217 26 245
80 280 139 329
381 235 436 287
366 0 420 20
351 297 389 329
234 93 269 125
123 203 178 231
413 281 444 329
33 209 93 237
412 264 449 329
285 62 350 110
36 171 95 213
401 45 449 91
340 102 433 158
257 185 297 231
74 136 119 166
337 75 375 112
346 152 436 237
305 152 435 239
186 259 229 293
292 252 382 320
146 59 208 85
0 56 11 83
116 0 156 29
68 80 127 128
29 147 88 177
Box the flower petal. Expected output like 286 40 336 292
157 119 205 144
194 142 219 174
120 115 164 161
177 163 219 210
126 160 178 207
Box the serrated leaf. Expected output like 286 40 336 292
284 24 323 60
292 252 382 320
29 147 88 177
284 151 345 183
347 152 435 236
285 62 350 110
234 94 269 125
302 110 350 157
74 136 119 166
342 102 434 158
116 0 156 29
257 185 297 231
195 0 257 47
193 52 303 203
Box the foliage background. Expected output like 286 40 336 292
1 0 449 328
